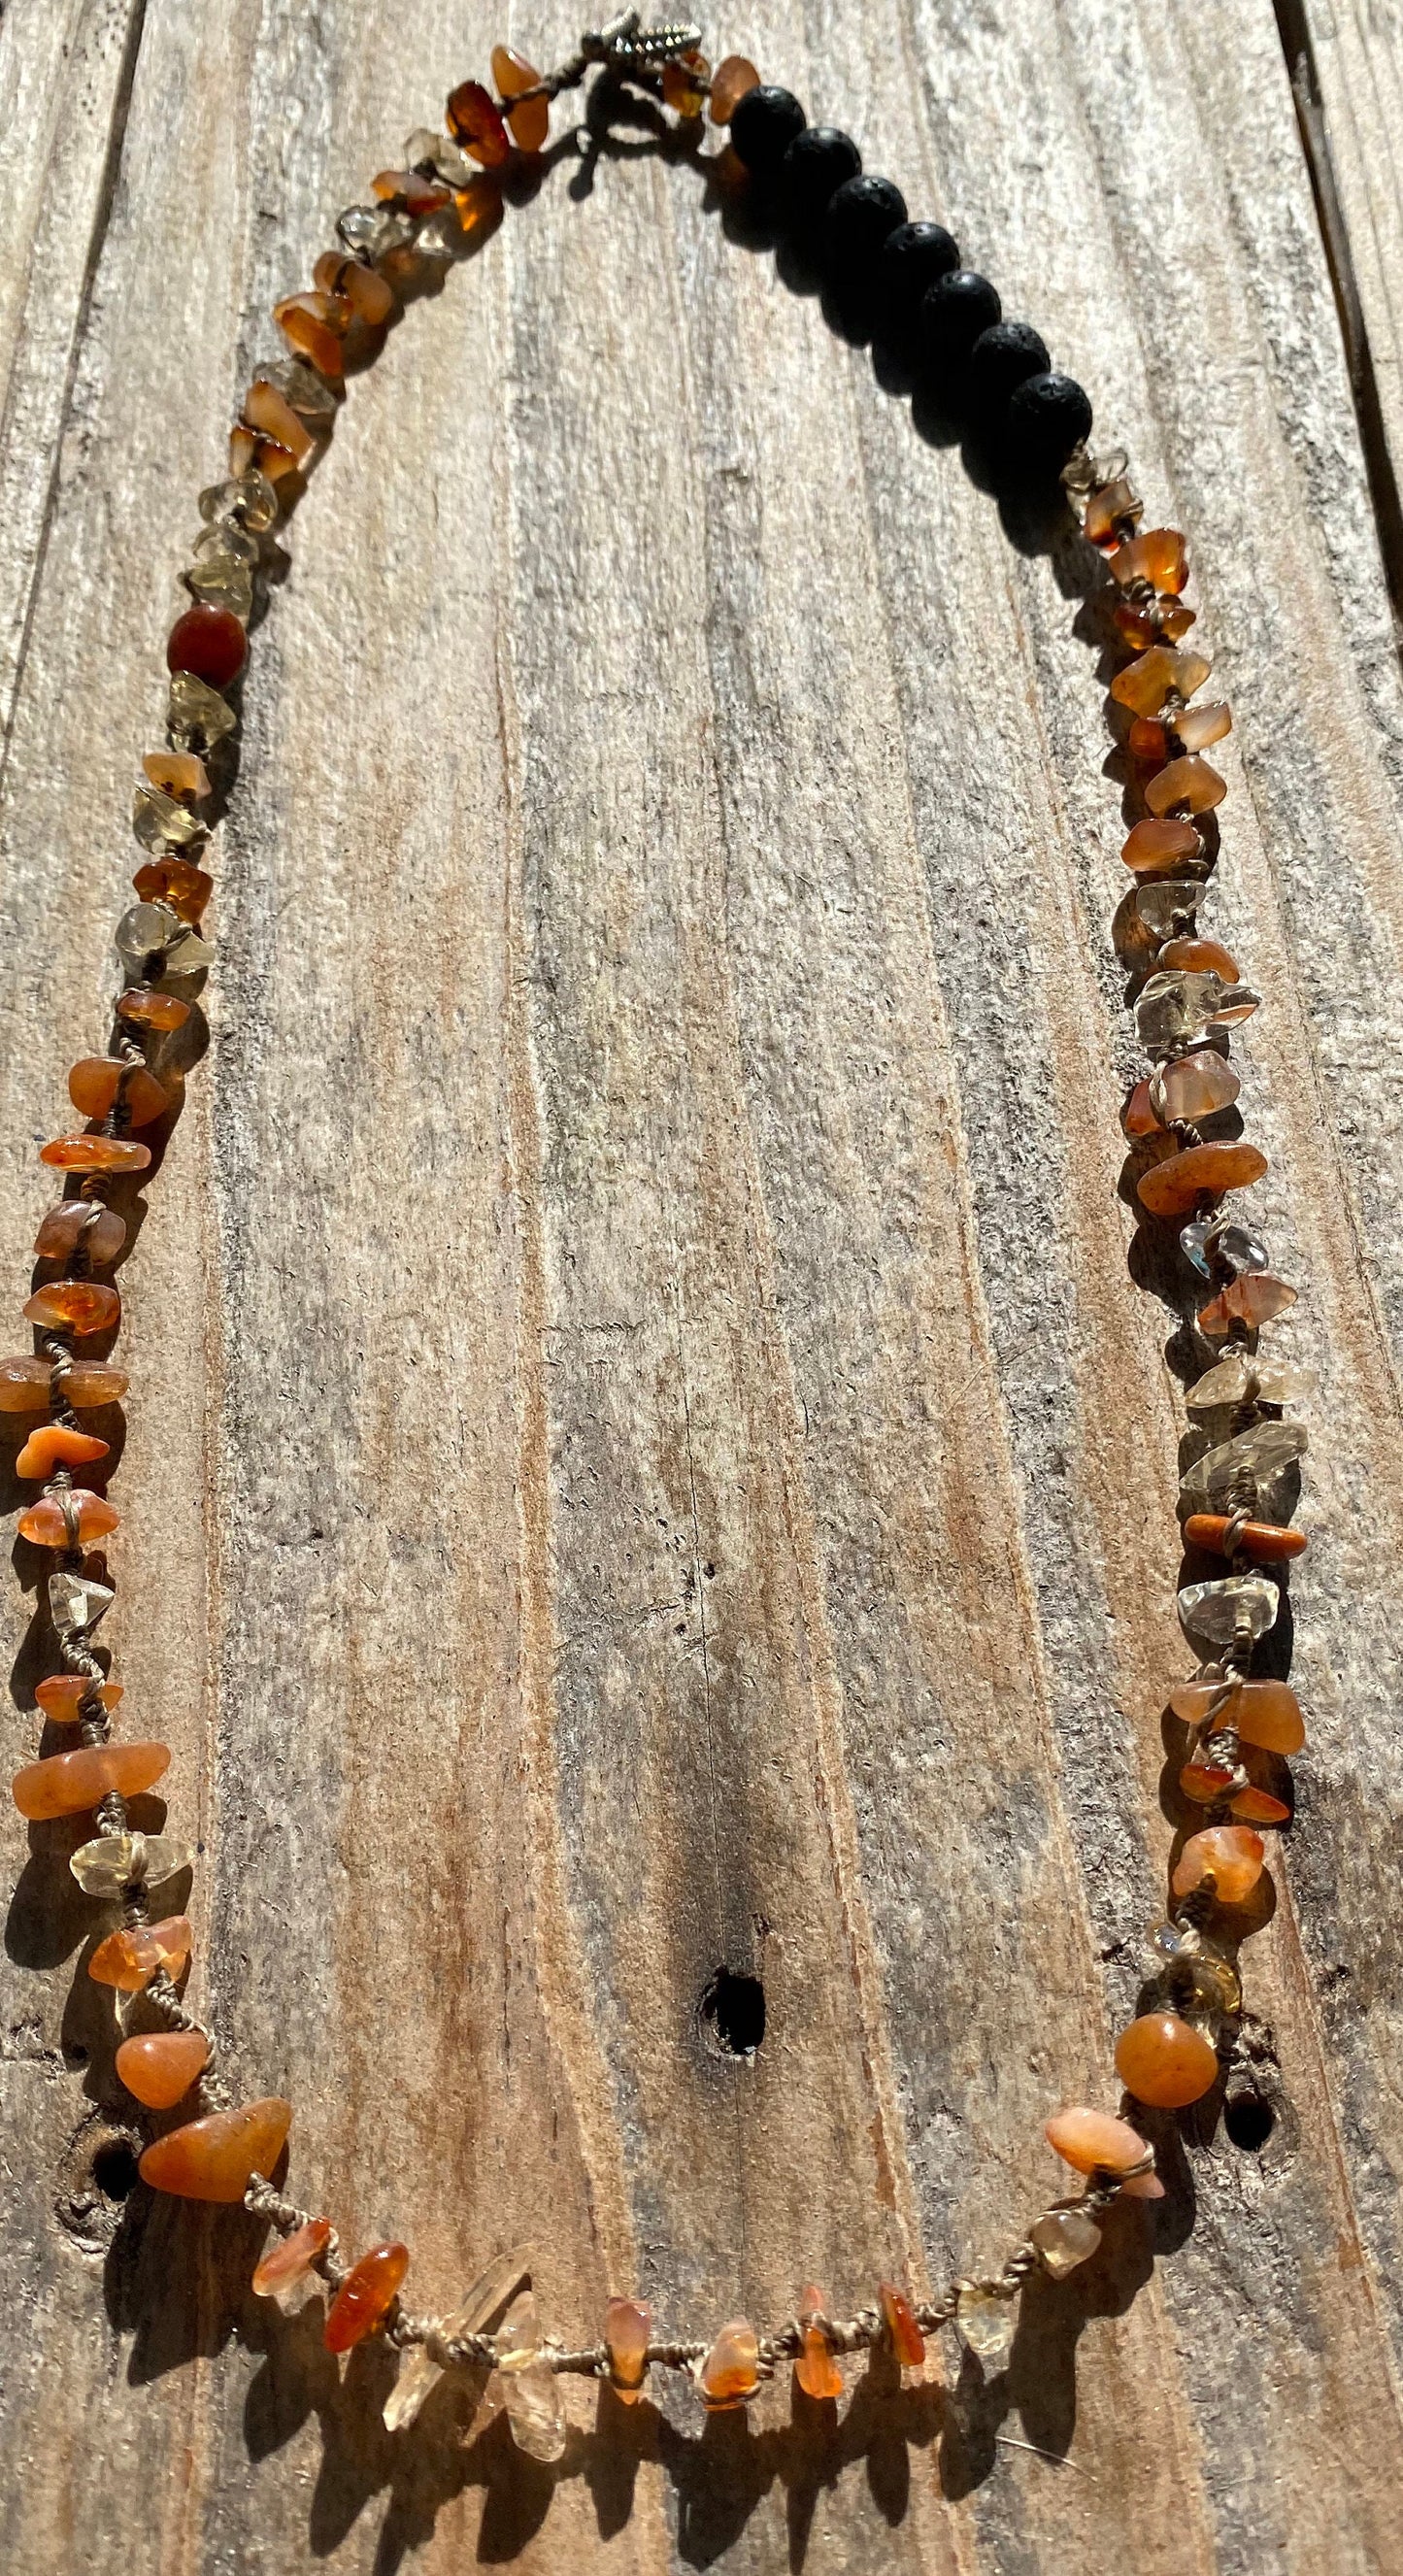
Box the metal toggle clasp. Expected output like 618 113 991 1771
580 10 704 72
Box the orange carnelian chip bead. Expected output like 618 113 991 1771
1119 816 1202 875
1110 645 1211 716
1114 594 1196 649
1084 476 1140 548
230 423 297 485
1183 1512 1306 1562
1145 754 1226 818
17 1489 119 1547
1172 1823 1265 1905
698 2317 760 2409
1231 1778 1290 1826
313 251 395 326
253 2215 334 2303
0 1355 52 1410
243 377 317 467
1128 716 1169 766
24 1278 120 1335
794 2285 844 2401
68 1056 168 1127
1196 1273 1296 1338
15 1741 167 1822
1177 700 1232 753
1170 1678 1304 1756
133 858 213 922
1160 934 1239 979
451 178 504 245
61 1361 128 1407
1112 527 1188 594
1180 1746 1237 1803
324 2241 410 2351
35 1199 125 1264
116 2027 210 2109
117 987 190 1033
662 49 710 116
140 2095 291 2201
1115 2011 1219 2109
1122 1078 1159 1138
168 603 247 687
41 1134 151 1174
1044 2107 1162 2197
878 2281 925 2367
604 2294 651 2399
273 292 351 380
709 53 760 122
142 750 210 803
1137 1142 1268 1219
446 79 511 166
491 47 550 151
372 167 452 215
35 1675 121 1723
90 1913 192 1992
17 1423 110 1478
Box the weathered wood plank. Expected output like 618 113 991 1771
1295 0 1403 553
2 4 1403 2570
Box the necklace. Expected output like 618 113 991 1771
7 10 1310 2454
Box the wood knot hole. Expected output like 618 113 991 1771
700 1967 765 2058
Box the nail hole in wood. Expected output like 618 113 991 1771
91 2138 141 2201
700 1967 765 2058
1224 2091 1275 2152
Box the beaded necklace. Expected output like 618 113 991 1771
8 12 1308 2450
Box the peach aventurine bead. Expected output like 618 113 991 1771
313 251 395 327
17 1489 119 1548
1116 2012 1219 2109
1184 1512 1306 1563
794 2286 844 2401
15 1739 168 1821
273 291 351 379
1197 1273 1297 1338
24 1278 120 1334
491 47 551 151
446 79 511 166
89 1912 192 1992
167 603 247 688
1170 1678 1305 1756
142 751 210 803
1159 935 1239 981
117 987 190 1033
17 1423 109 1478
698 2317 760 2409
253 2215 334 2303
604 2294 651 2399
1112 527 1189 594
1137 1141 1268 1219
1145 754 1226 818
1120 816 1202 875
59 1361 128 1407
140 2095 291 2201
133 857 213 922
115 2027 210 2109
878 2280 925 2367
34 1199 126 1265
1110 645 1212 718
1044 2107 1162 2196
41 1133 151 1175
1172 1823 1265 1905
324 2241 410 2351
709 53 760 122
35 1675 121 1723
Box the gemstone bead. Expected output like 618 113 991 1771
1160 934 1238 979
89 1913 193 1992
242 377 317 467
23 1279 120 1333
167 604 247 688
253 2216 333 2305
0 1355 54 1410
489 2288 567 2459
1180 1219 1270 1281
1145 755 1226 817
1136 968 1225 1049
384 2245 532 2431
1044 2107 1162 2196
1197 1273 1298 1337
1184 1512 1306 1562
14 1740 169 1821
325 2242 410 2351
1112 527 1188 593
662 50 710 117
273 291 351 378
372 166 453 216
1137 1142 1268 1218
794 2286 844 2400
132 781 206 851
445 80 511 166
1029 2209 1102 2277
604 2294 651 2400
34 1201 126 1266
1115 2011 1219 2108
116 2028 209 2108
117 987 191 1033
1179 1744 1237 1802
1172 1823 1266 1904
1110 646 1211 717
133 858 213 922
1178 1574 1279 1646
1137 878 1206 937
1170 1677 1305 1755
1152 1051 1240 1121
198 469 279 531
1176 701 1232 753
710 53 760 122
491 47 550 150
17 1489 119 1547
1115 594 1197 649
1230 1778 1291 1826
70 1828 188 1893
55 1363 128 1409
49 1568 115 1632
312 253 394 328
17 1423 109 1478
140 2095 291 2200
698 2317 760 2409
168 669 236 750
41 1134 151 1175
142 751 211 804
878 2279 925 2365
1122 1079 1158 1137
1120 817 1202 875
956 2286 1016 2363
1182 1421 1306 1520
186 532 254 619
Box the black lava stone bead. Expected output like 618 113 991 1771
779 126 862 224
1007 369 1094 468
966 320 1052 417
879 221 960 325
922 269 1002 369
729 86 807 177
824 174 909 272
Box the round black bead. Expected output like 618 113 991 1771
779 126 862 224
922 269 1002 370
879 221 960 324
729 85 807 177
1006 369 1094 468
824 174 909 272
966 320 1052 418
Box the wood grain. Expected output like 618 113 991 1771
2 4 1403 2569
